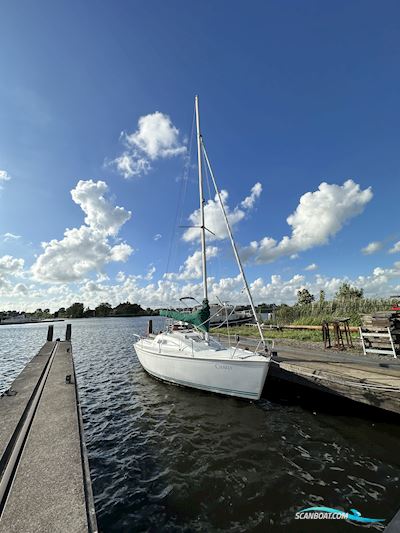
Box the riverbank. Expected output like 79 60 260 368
212 324 361 347
0 318 65 325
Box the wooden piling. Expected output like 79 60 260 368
66 323 72 341
47 324 54 341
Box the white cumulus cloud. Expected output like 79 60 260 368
361 241 383 255
114 112 186 178
0 170 11 183
168 246 219 280
4 259 400 312
125 112 186 159
109 242 133 262
0 255 24 276
0 255 25 297
240 182 262 209
31 180 133 282
13 283 28 295
242 180 372 264
389 241 400 254
71 180 131 236
305 263 318 271
114 152 151 179
0 169 12 190
116 271 126 282
183 183 262 242
2 233 21 242
145 265 156 281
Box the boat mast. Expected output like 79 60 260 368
195 95 208 303
201 141 267 349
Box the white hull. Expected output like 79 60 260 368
134 342 269 400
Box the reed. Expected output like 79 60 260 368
266 298 393 327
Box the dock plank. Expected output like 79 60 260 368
216 334 400 414
385 508 400 532
272 361 400 413
0 341 89 533
0 341 55 460
273 346 400 414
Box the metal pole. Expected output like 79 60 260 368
195 95 208 303
202 140 267 350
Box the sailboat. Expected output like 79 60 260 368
134 96 270 400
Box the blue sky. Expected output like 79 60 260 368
1 0 400 311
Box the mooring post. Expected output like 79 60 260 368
47 325 54 342
66 324 72 341
147 320 153 335
322 322 331 349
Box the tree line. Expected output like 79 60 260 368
1 283 396 324
296 282 364 306
0 302 159 320
55 302 159 319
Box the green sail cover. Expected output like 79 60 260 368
160 299 210 332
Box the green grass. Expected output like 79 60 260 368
211 325 359 343
291 315 353 326
211 326 322 342
270 299 393 327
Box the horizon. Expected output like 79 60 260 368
1 290 396 315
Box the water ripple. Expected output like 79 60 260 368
1 317 399 532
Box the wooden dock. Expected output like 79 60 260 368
0 326 97 533
217 334 400 415
385 508 400 532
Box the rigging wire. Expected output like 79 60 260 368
201 138 267 349
203 148 213 211
178 118 195 228
164 105 196 290
202 145 223 289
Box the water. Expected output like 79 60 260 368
1 317 399 532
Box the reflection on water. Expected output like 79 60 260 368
1 318 399 532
